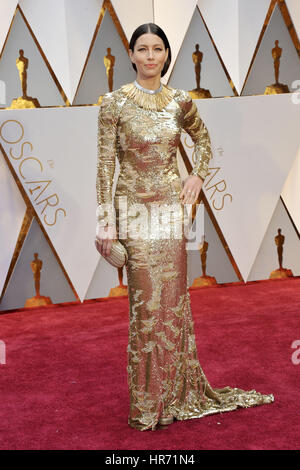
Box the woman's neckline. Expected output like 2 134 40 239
134 80 163 95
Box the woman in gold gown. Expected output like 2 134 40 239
95 23 274 431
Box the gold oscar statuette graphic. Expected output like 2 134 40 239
188 44 211 99
191 236 217 287
25 253 52 307
104 47 115 92
264 40 290 95
97 47 116 105
109 266 128 297
269 228 293 279
9 49 40 109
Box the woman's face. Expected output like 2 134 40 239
129 33 168 80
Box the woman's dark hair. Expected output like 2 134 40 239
129 23 171 77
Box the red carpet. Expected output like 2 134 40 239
0 277 299 450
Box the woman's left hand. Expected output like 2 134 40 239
180 174 204 204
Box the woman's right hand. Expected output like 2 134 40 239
95 223 117 257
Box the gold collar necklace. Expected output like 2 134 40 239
121 80 174 111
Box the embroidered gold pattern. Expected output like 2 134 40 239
96 84 274 431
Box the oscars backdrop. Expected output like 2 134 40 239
0 0 300 311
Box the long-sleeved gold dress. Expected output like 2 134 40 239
96 81 274 431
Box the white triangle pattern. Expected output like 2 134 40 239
0 0 18 57
197 0 270 94
286 0 300 41
20 0 101 103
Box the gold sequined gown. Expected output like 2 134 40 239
96 82 274 431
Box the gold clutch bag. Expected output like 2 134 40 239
95 239 128 268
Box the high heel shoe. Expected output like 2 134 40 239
158 415 174 426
